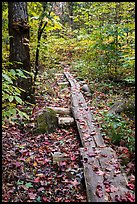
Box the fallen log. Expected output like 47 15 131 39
64 71 133 202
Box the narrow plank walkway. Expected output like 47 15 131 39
64 71 131 202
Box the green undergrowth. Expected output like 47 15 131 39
90 80 135 155
2 64 34 126
98 112 135 153
35 33 135 157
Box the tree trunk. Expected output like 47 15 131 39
8 2 35 102
34 2 52 82
67 2 74 30
34 19 48 82
114 2 120 74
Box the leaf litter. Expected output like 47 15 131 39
2 71 87 202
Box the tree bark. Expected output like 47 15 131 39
67 2 74 30
8 2 30 70
8 2 35 102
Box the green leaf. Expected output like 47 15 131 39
15 61 23 65
15 96 23 104
16 109 29 120
18 87 25 92
22 112 30 120
9 95 14 102
5 110 12 117
17 180 24 185
25 182 33 188
23 69 33 77
3 93 9 100
9 108 16 116
17 110 24 118
19 146 25 149
2 73 13 84
13 86 22 94
34 82 41 85
10 69 16 76
16 69 27 78
36 196 41 202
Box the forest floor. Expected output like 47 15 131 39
2 64 88 202
2 57 135 202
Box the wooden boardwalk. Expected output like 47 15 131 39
64 71 131 202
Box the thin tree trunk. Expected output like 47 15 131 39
34 3 52 82
67 2 74 30
34 21 48 82
114 2 120 74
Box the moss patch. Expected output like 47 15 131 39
35 107 58 134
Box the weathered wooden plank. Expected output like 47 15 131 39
64 72 80 89
72 104 105 147
64 71 106 148
58 116 74 126
57 81 69 86
64 72 106 146
80 146 132 202
94 147 130 202
55 73 64 76
64 71 132 202
76 120 96 147
80 147 108 202
46 106 71 115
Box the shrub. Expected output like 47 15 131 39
100 113 135 152
2 66 30 125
